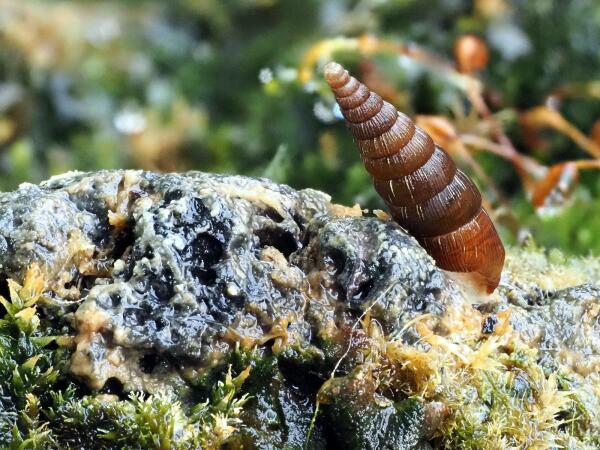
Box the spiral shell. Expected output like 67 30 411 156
324 61 504 294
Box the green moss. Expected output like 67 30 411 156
0 268 65 448
43 369 249 450
375 328 600 449
503 241 600 294
0 269 252 450
2 251 600 448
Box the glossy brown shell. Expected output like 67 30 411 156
324 61 505 294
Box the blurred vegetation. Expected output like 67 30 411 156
1 0 600 254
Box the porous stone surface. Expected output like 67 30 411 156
1 169 599 392
1 170 600 448
0 170 447 391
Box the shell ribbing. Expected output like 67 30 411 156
324 61 505 293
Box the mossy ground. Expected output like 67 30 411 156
0 267 251 450
502 241 600 294
2 248 600 449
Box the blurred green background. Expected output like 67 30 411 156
1 0 600 255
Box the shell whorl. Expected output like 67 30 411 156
324 61 505 294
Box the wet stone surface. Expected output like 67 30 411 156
0 170 449 392
293 217 447 334
2 170 600 448
505 283 600 376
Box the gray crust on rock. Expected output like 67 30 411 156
0 170 598 392
0 170 448 390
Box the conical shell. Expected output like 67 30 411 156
324 61 505 294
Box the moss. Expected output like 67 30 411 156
6 363 252 450
0 266 65 448
373 317 599 448
2 245 600 449
0 268 252 450
43 368 249 450
503 241 600 293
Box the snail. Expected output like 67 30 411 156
323 61 504 294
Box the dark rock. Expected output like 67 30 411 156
1 170 600 447
0 170 449 391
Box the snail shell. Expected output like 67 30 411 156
324 61 504 294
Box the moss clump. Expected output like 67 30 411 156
316 311 600 449
0 267 251 450
3 250 600 448
43 368 250 450
0 266 63 448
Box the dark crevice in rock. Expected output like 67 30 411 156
148 267 175 302
100 377 124 396
0 276 10 302
109 292 122 308
323 248 346 276
69 197 113 248
111 222 136 262
351 278 374 302
0 277 8 317
192 268 218 286
255 227 299 258
263 206 284 223
185 234 224 267
63 273 97 297
292 213 307 232
163 189 184 203
139 353 161 374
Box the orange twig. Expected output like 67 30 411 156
548 81 600 102
460 134 543 171
521 106 600 159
